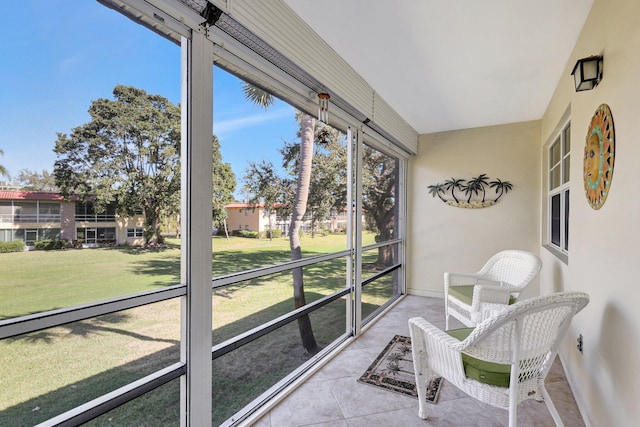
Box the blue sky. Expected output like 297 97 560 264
0 0 299 194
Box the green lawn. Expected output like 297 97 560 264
0 232 390 426
0 242 181 319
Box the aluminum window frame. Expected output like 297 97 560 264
544 115 571 263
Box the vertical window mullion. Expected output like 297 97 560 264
352 128 364 337
345 127 355 336
180 31 213 427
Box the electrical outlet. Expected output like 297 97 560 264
577 334 583 354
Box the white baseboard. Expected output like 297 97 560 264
407 288 444 299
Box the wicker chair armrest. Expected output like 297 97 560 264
444 272 480 290
470 285 513 323
473 284 513 304
409 317 468 380
409 317 468 350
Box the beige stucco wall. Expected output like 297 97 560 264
59 201 75 241
408 120 541 298
227 207 261 231
116 215 145 245
539 0 640 425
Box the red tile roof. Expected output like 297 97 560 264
0 190 65 201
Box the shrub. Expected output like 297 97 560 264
33 239 67 251
243 230 260 239
262 229 282 239
234 229 260 239
0 241 26 253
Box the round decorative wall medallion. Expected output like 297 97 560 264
583 103 615 210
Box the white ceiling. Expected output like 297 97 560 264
283 0 594 135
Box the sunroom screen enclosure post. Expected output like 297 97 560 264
353 129 364 335
345 128 355 335
180 31 213 426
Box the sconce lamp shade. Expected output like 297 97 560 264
571 55 603 91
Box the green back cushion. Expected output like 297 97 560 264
445 327 511 387
449 285 516 306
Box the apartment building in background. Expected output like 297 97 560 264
0 190 145 248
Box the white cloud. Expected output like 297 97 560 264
213 107 294 137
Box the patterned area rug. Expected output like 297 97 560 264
358 335 442 404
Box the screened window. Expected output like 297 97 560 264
548 121 570 253
360 143 402 322
38 202 61 222
0 2 182 424
0 202 11 222
75 202 116 222
0 2 408 426
14 201 37 222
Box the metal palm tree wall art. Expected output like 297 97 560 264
428 174 513 208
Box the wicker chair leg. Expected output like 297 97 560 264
508 392 518 427
414 357 429 419
410 323 430 419
541 386 565 427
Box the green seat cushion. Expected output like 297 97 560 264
449 285 516 306
445 327 511 387
448 285 475 305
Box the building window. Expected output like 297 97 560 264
548 121 570 253
75 202 116 222
38 202 61 222
77 227 116 244
0 201 12 223
127 227 144 238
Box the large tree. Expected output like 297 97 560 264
287 113 319 353
362 145 399 267
53 85 181 245
0 149 8 178
280 120 347 237
15 169 58 192
242 83 319 354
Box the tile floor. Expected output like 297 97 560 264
250 295 585 427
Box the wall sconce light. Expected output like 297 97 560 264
571 55 603 92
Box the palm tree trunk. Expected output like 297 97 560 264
290 114 319 355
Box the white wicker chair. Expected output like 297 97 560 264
445 250 542 329
409 291 589 427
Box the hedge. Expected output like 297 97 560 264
261 229 282 239
0 241 26 253
34 239 67 251
233 229 260 239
